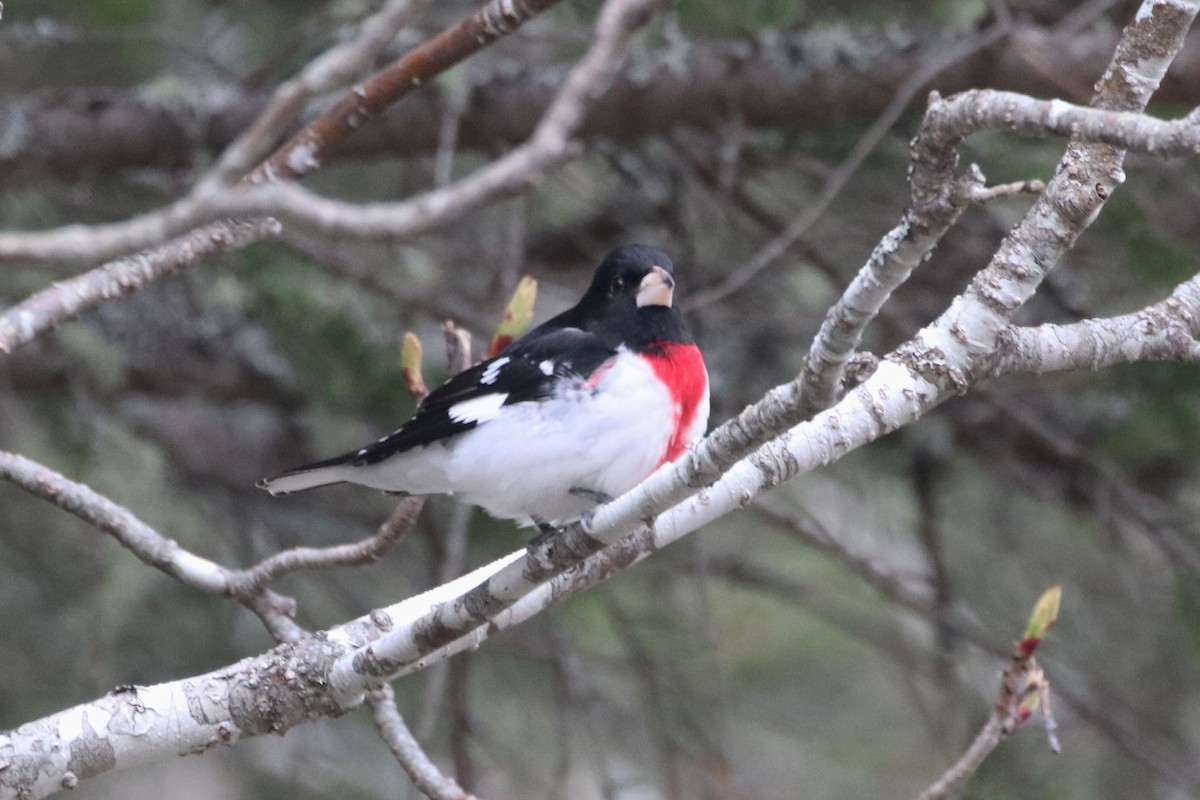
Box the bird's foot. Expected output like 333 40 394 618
528 490 614 551
528 517 561 551
570 488 615 537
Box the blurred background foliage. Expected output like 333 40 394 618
2 0 1200 798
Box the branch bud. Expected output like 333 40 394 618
1019 585 1062 657
487 276 538 357
401 332 428 401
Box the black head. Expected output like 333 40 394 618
571 244 693 348
582 244 676 312
515 245 691 350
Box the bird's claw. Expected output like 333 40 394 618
528 517 561 551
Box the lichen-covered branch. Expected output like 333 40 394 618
798 94 1200 417
989 273 1200 374
797 0 1200 417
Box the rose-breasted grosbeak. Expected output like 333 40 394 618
259 245 709 527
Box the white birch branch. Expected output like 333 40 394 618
0 640 355 800
990 273 1200 374
798 1 1200 417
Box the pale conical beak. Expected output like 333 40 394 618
636 266 675 308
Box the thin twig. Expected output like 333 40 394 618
230 497 425 597
0 450 423 634
917 589 1061 800
369 685 480 800
0 450 230 593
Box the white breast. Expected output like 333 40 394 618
348 348 681 524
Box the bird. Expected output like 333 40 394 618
259 244 709 529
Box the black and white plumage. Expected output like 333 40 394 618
259 245 710 526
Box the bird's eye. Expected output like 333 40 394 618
609 276 625 295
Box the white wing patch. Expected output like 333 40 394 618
448 393 508 424
479 357 510 385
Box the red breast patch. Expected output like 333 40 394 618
643 342 708 467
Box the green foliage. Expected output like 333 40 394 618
1176 574 1200 659
1096 190 1195 290
1127 225 1195 289
78 0 156 28
0 190 60 234
241 255 417 422
1100 362 1200 464
677 0 802 35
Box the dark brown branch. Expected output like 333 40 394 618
202 0 434 184
8 25 1200 187
253 0 562 183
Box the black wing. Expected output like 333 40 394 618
300 328 618 470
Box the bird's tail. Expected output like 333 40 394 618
258 454 358 495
